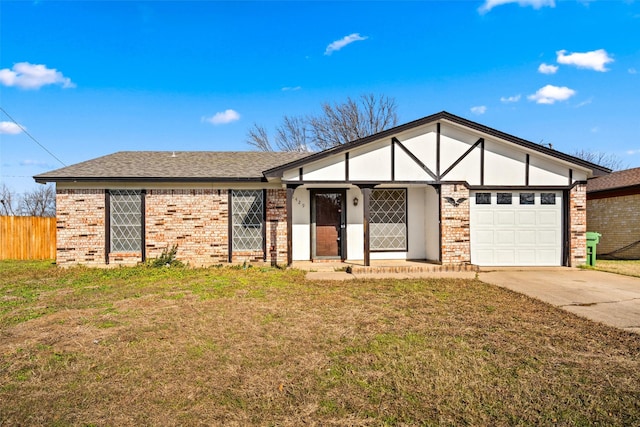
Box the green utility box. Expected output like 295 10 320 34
586 232 601 266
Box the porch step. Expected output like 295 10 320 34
349 264 478 274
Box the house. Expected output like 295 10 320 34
587 167 640 259
34 111 609 268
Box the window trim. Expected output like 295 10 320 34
369 187 408 253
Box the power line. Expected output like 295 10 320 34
0 106 66 167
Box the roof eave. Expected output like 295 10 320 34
34 176 267 184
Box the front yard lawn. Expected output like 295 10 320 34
591 259 640 278
1 260 638 426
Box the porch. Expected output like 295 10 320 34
290 259 478 274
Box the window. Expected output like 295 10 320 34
232 190 264 251
110 190 143 252
475 193 491 204
519 193 535 205
370 189 407 251
541 193 556 205
497 193 512 205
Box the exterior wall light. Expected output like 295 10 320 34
353 197 359 206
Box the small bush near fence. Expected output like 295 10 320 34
0 216 56 260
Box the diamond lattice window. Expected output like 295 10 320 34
370 189 407 251
110 190 142 252
232 190 264 251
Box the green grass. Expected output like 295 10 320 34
0 260 639 426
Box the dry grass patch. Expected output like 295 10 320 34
1 260 639 426
590 259 640 278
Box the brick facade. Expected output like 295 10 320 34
56 189 106 266
587 193 640 260
146 189 229 266
56 187 290 267
440 184 471 265
569 184 587 267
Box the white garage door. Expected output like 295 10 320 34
470 191 562 266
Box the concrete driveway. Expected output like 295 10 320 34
479 268 640 334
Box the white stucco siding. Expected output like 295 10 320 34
302 156 346 181
394 147 433 181
424 186 440 261
529 156 569 186
572 169 588 182
440 149 482 184
396 131 438 177
282 169 300 181
346 187 364 260
349 142 392 181
407 187 427 259
291 188 310 261
484 140 527 186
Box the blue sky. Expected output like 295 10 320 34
1 0 639 194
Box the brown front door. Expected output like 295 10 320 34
312 191 345 259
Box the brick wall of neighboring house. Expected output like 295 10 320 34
569 183 587 266
56 189 106 266
587 193 640 259
440 184 471 265
146 189 229 266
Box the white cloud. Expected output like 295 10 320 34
556 49 613 72
528 85 576 104
629 68 637 75
324 33 368 55
479 0 554 14
500 94 521 103
576 98 593 108
0 62 75 89
471 105 487 115
202 109 240 125
281 86 301 91
626 149 640 155
538 63 558 74
20 159 49 167
0 121 24 134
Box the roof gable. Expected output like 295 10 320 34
264 111 611 178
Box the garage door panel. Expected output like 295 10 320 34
538 211 558 226
496 230 515 244
476 230 494 244
517 211 536 226
477 211 495 225
496 211 515 225
516 230 536 244
471 191 562 266
538 230 559 245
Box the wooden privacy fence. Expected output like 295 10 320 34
0 216 56 260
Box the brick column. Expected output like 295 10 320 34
569 183 587 266
266 189 288 266
440 184 471 265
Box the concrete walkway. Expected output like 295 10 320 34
478 268 640 334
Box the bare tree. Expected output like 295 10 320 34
19 185 56 217
310 94 398 150
246 123 274 152
572 149 626 171
275 115 311 152
247 94 398 152
0 184 17 216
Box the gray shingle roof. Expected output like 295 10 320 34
34 151 310 183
